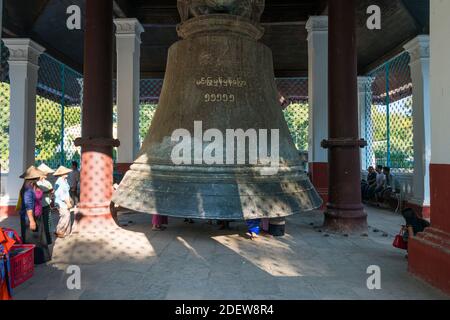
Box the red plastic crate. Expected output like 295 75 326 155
9 244 35 288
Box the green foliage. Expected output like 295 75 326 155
0 82 10 171
369 98 414 170
0 82 82 171
283 103 309 151
35 95 82 168
35 95 63 165
139 104 158 144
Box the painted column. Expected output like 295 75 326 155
1 39 45 215
404 35 430 219
74 0 119 231
358 76 371 170
322 0 367 233
114 18 144 175
306 16 328 206
408 0 450 295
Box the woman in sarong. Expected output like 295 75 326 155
18 166 51 264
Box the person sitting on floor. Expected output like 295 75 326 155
246 219 261 240
401 208 430 256
362 166 377 200
377 166 400 204
367 165 384 200
401 208 430 236
367 166 377 186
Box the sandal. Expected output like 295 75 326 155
245 232 259 240
152 226 166 231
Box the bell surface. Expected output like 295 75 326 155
112 13 322 220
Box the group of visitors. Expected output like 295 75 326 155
16 161 80 264
0 161 80 300
361 164 400 205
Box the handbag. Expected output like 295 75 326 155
393 226 408 250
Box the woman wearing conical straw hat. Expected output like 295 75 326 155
53 166 73 238
18 166 51 264
36 163 55 245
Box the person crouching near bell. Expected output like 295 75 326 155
53 166 74 238
246 219 261 240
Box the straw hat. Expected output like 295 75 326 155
37 163 55 175
19 166 46 180
53 165 73 177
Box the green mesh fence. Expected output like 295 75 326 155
35 54 83 169
139 79 162 145
277 78 309 152
0 45 83 173
0 41 10 172
364 52 413 172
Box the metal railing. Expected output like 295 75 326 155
364 52 414 172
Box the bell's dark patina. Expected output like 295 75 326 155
112 3 322 220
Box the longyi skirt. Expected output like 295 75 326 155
20 214 51 265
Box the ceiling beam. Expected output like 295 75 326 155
27 0 51 33
359 37 412 75
113 0 128 18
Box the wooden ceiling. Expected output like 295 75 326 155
1 0 429 77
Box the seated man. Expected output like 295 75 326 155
367 166 377 185
362 166 376 200
378 166 401 203
367 165 384 200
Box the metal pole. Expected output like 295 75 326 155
385 62 391 167
60 64 66 166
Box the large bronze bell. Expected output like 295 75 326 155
112 1 322 220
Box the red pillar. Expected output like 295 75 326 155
408 165 450 294
407 2 450 292
322 0 367 233
309 163 329 208
74 0 119 231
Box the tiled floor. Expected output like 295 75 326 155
1 206 448 300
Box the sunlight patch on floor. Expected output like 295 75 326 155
51 227 156 264
213 233 305 277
